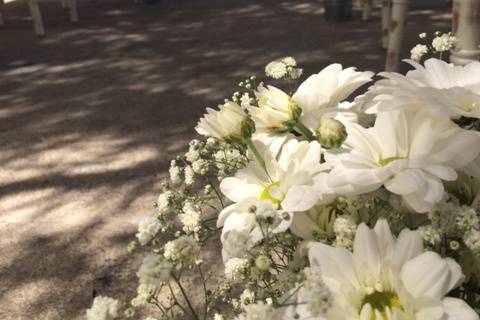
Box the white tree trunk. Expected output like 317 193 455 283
363 0 373 20
385 0 410 71
450 0 480 65
381 0 392 48
26 0 45 36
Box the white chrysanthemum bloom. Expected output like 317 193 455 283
137 254 172 287
289 219 478 320
325 108 480 213
195 101 248 140
224 257 249 281
432 33 457 52
265 61 288 79
249 85 300 131
179 201 201 233
220 138 334 214
292 63 374 130
235 302 280 320
410 44 428 61
136 216 162 245
362 58 480 119
163 235 200 264
86 296 119 320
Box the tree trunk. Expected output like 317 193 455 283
450 0 480 65
385 0 409 71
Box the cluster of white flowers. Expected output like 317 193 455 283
179 201 201 233
163 235 200 264
265 56 303 80
86 296 119 320
410 43 428 61
224 257 249 281
169 159 182 184
156 190 173 216
136 216 162 245
137 254 172 287
234 302 280 320
464 229 480 255
131 283 156 307
417 224 442 246
96 53 480 320
409 32 458 62
432 32 457 52
332 215 357 249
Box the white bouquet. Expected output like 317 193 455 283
86 35 480 320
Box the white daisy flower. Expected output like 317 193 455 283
249 85 300 131
361 58 480 119
292 63 374 129
285 219 478 320
195 101 248 140
325 108 480 213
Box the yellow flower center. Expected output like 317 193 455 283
378 156 406 167
361 291 403 318
259 181 283 205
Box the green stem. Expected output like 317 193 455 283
173 275 199 320
245 139 271 181
208 179 224 208
295 121 315 141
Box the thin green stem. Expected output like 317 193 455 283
295 121 315 141
167 282 190 317
208 179 224 208
197 265 209 320
173 275 199 320
245 139 272 181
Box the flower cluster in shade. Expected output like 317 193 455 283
88 54 480 320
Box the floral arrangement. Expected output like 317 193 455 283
86 34 480 320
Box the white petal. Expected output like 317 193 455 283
442 297 479 320
220 177 258 203
281 185 319 212
308 242 359 291
353 223 381 277
400 251 454 299
385 169 424 195
391 229 424 267
373 219 395 257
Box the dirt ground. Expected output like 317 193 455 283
0 0 450 319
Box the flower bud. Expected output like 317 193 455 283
316 116 347 149
255 255 271 271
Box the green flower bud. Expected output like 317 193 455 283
255 255 271 271
316 116 347 149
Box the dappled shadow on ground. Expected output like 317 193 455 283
0 0 450 318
